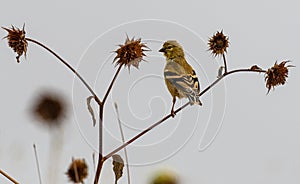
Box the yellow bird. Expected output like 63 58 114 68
159 40 202 117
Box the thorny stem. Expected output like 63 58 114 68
25 38 101 105
222 53 228 73
94 65 123 184
0 169 19 184
104 68 266 159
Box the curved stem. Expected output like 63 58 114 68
26 38 101 105
104 68 266 159
200 68 266 95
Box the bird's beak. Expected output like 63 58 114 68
159 48 165 53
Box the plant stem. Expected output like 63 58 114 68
26 38 101 105
94 104 104 184
104 102 189 160
104 68 266 159
222 53 228 73
102 64 123 104
93 157 104 184
114 103 131 184
94 64 123 184
0 169 19 184
33 144 42 184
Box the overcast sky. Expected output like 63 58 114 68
1 0 299 184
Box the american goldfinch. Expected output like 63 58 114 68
159 40 202 117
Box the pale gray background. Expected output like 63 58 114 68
0 0 299 184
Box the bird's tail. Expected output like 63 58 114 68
188 95 202 106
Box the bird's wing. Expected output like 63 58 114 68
164 62 200 96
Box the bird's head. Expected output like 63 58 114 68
159 40 185 59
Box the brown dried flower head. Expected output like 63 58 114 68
265 61 293 93
113 36 149 70
32 92 66 126
66 158 88 183
208 30 229 57
2 24 28 63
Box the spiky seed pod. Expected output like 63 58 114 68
66 158 88 183
113 36 149 70
2 24 28 63
208 31 229 57
265 61 293 93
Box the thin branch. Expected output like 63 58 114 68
102 64 123 104
114 103 131 184
92 152 96 172
94 105 104 184
104 102 189 160
25 38 101 105
0 169 19 184
222 53 228 73
33 144 42 184
94 64 124 184
104 68 266 159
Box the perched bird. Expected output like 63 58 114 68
159 40 202 117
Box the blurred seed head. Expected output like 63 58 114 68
208 30 229 57
2 24 28 63
150 170 178 184
113 36 149 70
32 92 66 127
66 158 88 183
265 61 293 93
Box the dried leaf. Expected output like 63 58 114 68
217 66 225 78
112 154 124 184
87 96 96 126
250 65 262 71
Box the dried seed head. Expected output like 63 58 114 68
113 36 149 70
265 61 293 93
66 158 88 183
2 24 28 63
32 92 66 127
208 30 229 57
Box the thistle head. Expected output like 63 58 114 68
113 36 149 70
265 61 294 93
208 30 229 57
66 158 88 183
2 24 28 63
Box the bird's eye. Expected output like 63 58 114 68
166 46 172 50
